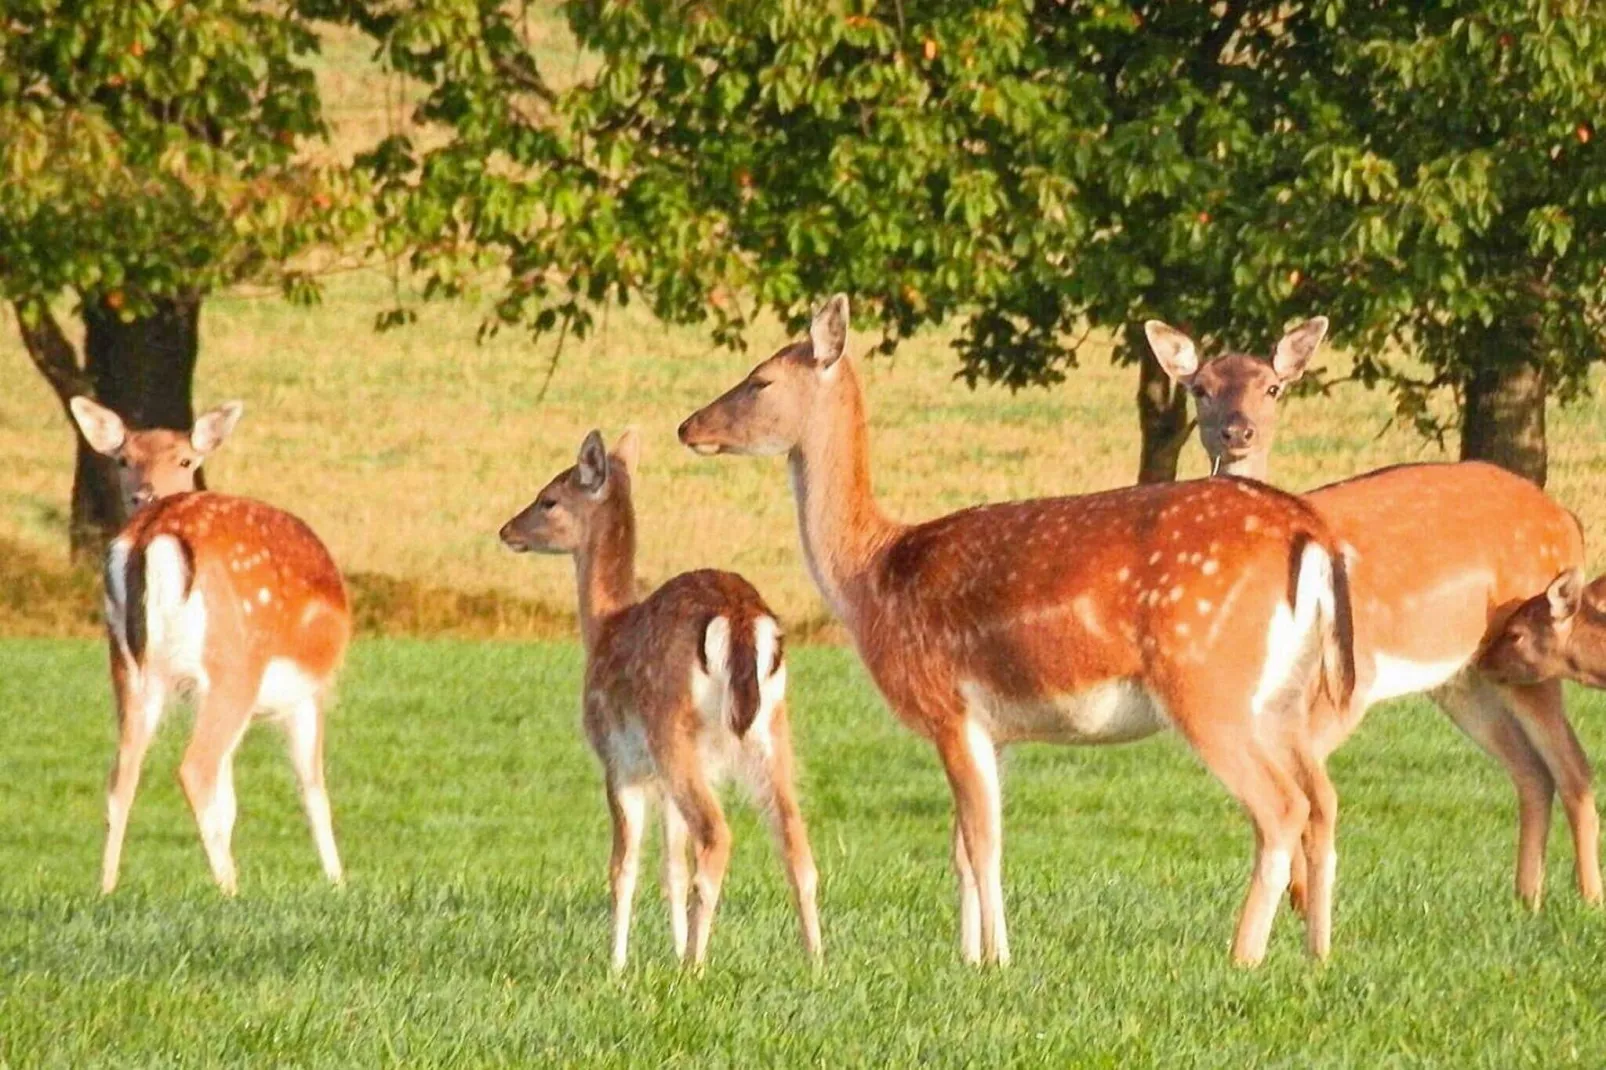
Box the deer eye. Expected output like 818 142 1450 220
1189 386 1208 400
539 498 557 511
1267 384 1282 399
748 379 770 393
179 458 194 469
116 457 130 469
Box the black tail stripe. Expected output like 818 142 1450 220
123 546 147 662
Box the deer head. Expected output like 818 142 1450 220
500 429 641 554
1481 569 1606 689
1143 317 1328 480
69 396 245 517
677 294 850 456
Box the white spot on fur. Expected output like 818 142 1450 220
1244 516 1261 532
1202 559 1220 576
1197 599 1214 615
258 587 272 605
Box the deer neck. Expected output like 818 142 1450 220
575 484 637 652
1215 451 1271 483
786 358 901 622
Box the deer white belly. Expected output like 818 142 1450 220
1365 652 1469 706
961 678 1168 745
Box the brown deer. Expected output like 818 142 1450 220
679 295 1358 966
1146 322 1602 911
69 396 349 895
499 429 821 970
1482 570 1606 689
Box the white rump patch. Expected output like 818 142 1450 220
690 615 731 724
104 537 133 657
143 534 209 693
1251 541 1332 720
750 616 787 752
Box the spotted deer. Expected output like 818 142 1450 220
1147 322 1602 911
499 429 821 970
1482 570 1606 690
69 396 349 895
679 295 1358 967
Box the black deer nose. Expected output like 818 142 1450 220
131 485 156 508
676 417 693 444
1222 419 1257 449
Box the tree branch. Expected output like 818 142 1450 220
12 298 91 413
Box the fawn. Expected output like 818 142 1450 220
680 295 1357 966
499 428 821 969
1482 570 1606 690
69 396 349 895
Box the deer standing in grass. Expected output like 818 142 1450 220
1148 320 1601 911
679 295 1359 966
69 396 348 895
499 429 821 970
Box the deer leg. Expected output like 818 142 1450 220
102 668 165 895
938 721 1009 966
282 696 343 885
661 798 691 962
748 702 822 963
605 776 649 971
1434 679 1557 908
177 673 257 895
1498 677 1602 905
952 818 982 964
1287 837 1310 918
1189 726 1309 966
664 766 731 969
1291 747 1339 960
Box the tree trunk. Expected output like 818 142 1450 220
1133 324 1193 484
13 294 205 562
1460 337 1547 488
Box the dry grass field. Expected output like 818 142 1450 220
3 276 1606 638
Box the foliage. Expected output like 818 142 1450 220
336 0 1606 427
0 0 368 315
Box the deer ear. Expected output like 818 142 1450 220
1272 316 1328 382
69 396 128 455
1144 321 1199 383
611 427 642 474
190 400 244 454
809 294 850 370
1547 569 1585 623
575 429 609 494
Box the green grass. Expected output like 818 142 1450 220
4 638 1605 1067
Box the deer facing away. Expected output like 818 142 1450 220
1146 322 1601 910
499 429 821 970
680 295 1358 966
69 396 349 895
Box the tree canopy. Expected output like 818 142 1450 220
0 0 365 315
343 0 1605 480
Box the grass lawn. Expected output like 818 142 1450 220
3 637 1605 1067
